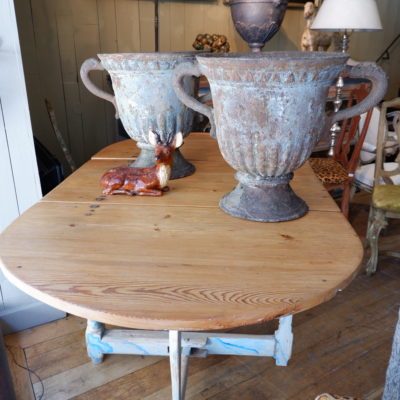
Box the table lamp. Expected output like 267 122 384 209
311 0 382 156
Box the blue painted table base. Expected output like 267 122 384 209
86 316 293 400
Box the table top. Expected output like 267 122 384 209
0 133 363 331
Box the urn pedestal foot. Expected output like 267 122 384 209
219 173 308 222
131 146 195 180
170 149 196 180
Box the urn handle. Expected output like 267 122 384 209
80 58 119 118
173 61 216 138
331 62 387 124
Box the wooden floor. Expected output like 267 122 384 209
4 193 400 400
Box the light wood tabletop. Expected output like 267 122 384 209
0 133 363 331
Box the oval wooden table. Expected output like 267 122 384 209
0 133 363 400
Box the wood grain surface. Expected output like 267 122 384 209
0 134 363 331
5 194 400 400
50 133 338 212
42 159 337 212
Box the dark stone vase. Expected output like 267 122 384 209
229 0 289 52
173 52 388 222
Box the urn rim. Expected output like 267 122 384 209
195 50 349 63
97 51 204 61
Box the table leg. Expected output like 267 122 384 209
86 320 105 364
169 331 191 400
274 315 293 366
169 330 182 400
181 347 191 400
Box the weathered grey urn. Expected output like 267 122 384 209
80 52 200 179
229 0 289 52
173 52 387 222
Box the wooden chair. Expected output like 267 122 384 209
365 97 400 275
310 84 373 218
358 107 399 165
353 107 400 193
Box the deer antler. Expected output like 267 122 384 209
166 131 176 146
149 129 183 147
148 129 162 146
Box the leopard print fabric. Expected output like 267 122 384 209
309 158 349 185
315 394 364 400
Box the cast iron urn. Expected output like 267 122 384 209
229 0 289 52
173 52 387 222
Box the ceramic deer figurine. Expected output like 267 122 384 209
100 131 183 196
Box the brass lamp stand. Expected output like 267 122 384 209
329 30 350 156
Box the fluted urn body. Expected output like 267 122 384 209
81 52 199 179
173 52 387 221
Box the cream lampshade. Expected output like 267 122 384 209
311 0 382 32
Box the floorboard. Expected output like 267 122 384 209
4 193 400 400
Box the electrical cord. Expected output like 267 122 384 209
5 345 44 400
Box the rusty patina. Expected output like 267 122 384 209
229 0 289 52
80 52 199 179
173 52 387 222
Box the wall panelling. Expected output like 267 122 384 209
14 0 400 174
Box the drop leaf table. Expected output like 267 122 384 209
0 133 363 400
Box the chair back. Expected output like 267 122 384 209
359 106 380 163
334 84 373 176
375 97 400 185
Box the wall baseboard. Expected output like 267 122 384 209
0 301 66 335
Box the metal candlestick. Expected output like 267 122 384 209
328 30 350 156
